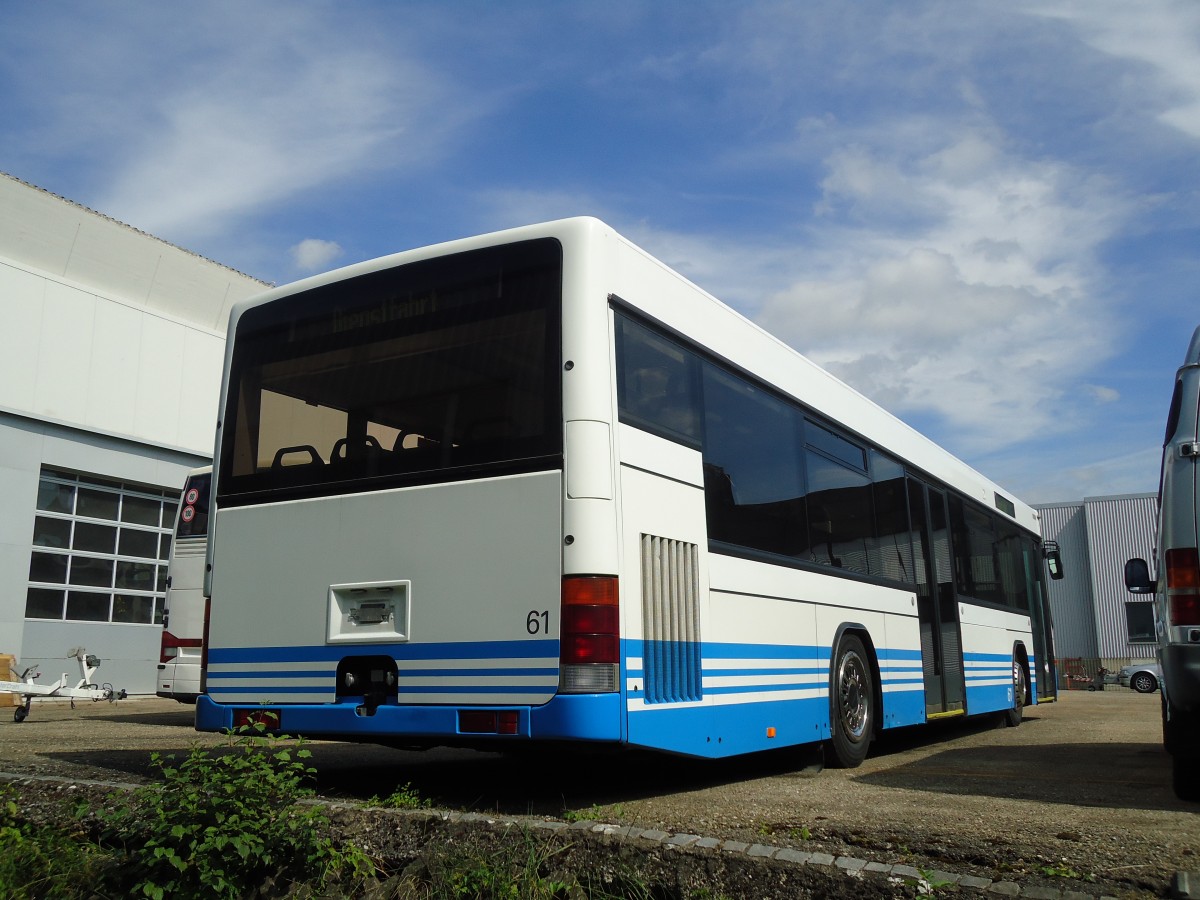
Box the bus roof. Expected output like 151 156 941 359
222 217 1042 534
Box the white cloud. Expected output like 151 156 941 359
1084 384 1120 404
756 129 1127 454
2 5 477 247
1029 0 1200 140
97 47 452 241
290 239 342 274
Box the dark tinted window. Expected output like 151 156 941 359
1125 602 1156 642
993 517 1031 610
944 496 1035 610
702 363 806 557
869 452 913 582
807 421 867 471
221 239 562 501
616 315 700 444
612 312 1046 599
805 449 872 573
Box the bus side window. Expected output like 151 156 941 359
615 313 700 445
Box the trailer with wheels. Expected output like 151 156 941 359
0 648 127 722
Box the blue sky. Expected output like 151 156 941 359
2 2 1197 505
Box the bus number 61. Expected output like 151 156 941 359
526 610 549 634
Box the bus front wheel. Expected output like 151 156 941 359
827 635 874 769
1004 662 1027 728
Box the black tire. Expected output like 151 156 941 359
827 635 874 768
13 706 27 723
1132 672 1158 694
1173 753 1200 802
1004 662 1027 727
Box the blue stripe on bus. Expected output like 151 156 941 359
207 639 559 665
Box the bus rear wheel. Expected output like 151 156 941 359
827 635 874 768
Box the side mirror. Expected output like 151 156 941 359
1043 540 1064 580
1124 557 1155 594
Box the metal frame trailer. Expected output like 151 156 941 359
0 648 127 722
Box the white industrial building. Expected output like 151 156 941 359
0 173 267 695
1036 493 1159 685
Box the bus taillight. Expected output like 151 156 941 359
1166 548 1200 625
559 576 619 693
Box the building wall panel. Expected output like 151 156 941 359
0 262 44 410
1037 502 1100 660
1085 495 1158 661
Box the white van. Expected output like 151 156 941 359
1126 325 1200 801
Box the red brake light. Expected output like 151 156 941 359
561 576 619 665
1166 548 1200 625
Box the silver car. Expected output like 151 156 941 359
1118 662 1162 694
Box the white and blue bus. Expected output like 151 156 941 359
196 218 1059 767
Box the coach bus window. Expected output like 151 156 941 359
869 451 914 582
948 496 1004 605
701 362 806 557
615 314 700 444
993 517 1030 610
805 447 871 573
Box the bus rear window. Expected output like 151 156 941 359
219 239 563 501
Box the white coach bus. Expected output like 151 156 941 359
195 218 1059 767
156 466 210 703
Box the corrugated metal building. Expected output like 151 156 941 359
1036 493 1158 685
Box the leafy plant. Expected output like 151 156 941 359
110 722 373 899
908 867 956 899
0 784 114 899
365 782 432 810
1039 861 1091 880
416 829 573 899
562 802 623 823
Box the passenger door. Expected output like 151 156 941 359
909 480 966 717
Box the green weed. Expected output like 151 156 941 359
108 722 374 899
365 781 432 810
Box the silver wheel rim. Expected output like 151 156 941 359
838 649 869 742
1013 662 1025 711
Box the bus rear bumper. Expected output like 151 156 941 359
195 692 623 744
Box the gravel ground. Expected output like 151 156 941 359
1 688 1196 897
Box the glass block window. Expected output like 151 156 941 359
26 468 179 625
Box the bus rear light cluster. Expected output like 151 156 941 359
1166 548 1200 626
559 575 619 694
459 710 519 735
